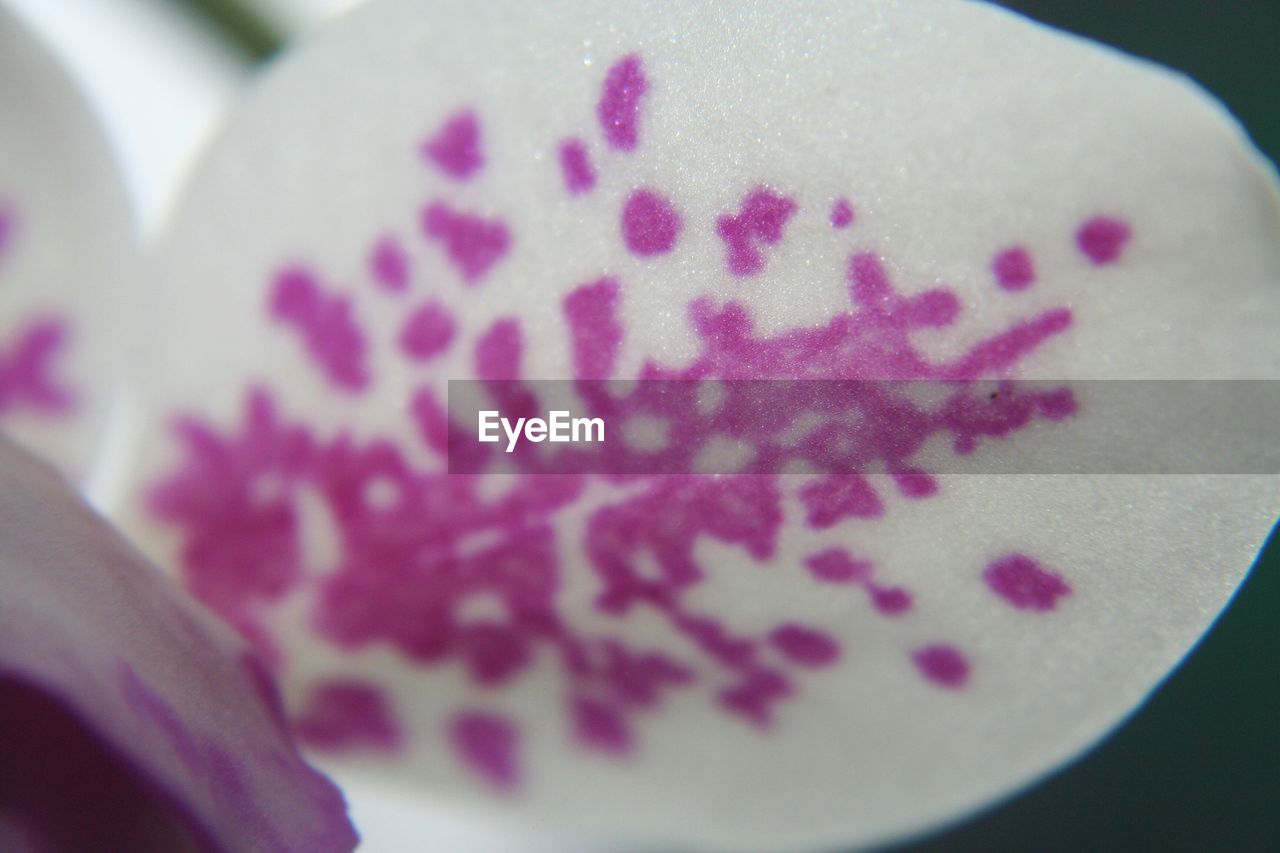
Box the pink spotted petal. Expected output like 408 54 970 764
115 1 1280 850
0 10 136 488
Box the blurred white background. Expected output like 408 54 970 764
4 0 355 228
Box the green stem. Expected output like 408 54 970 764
166 0 285 62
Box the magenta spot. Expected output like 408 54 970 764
268 267 369 392
293 681 401 752
571 696 631 755
717 187 798 277
422 202 511 284
913 645 970 689
564 278 622 379
1076 216 1132 265
984 553 1071 611
450 711 519 791
718 669 793 727
0 318 76 416
830 198 854 229
409 387 449 455
369 235 409 293
870 586 912 616
804 548 871 584
848 252 892 305
800 474 884 529
147 388 308 634
769 624 839 667
558 138 597 195
475 318 523 381
993 246 1036 291
892 470 938 499
803 548 913 616
398 301 456 361
457 623 532 685
1036 387 1078 421
421 110 484 181
939 307 1073 380
621 189 681 256
597 54 647 152
903 289 961 328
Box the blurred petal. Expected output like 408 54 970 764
0 7 136 491
4 0 247 229
112 0 1279 849
0 437 357 852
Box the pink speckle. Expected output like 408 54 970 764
147 388 309 628
422 202 511 284
572 696 632 755
422 110 484 181
409 387 449 454
769 624 840 667
993 246 1036 291
1038 387 1078 420
830 198 854 229
800 474 884 529
369 235 409 293
870 586 913 616
892 470 938 499
984 553 1071 611
564 278 622 379
558 138 597 195
1076 216 1132 265
718 669 792 727
939 307 1073 380
913 645 970 689
663 250 1069 383
621 189 681 256
804 549 872 584
848 252 892 304
803 548 913 616
450 711 519 791
475 318 523 381
0 318 76 416
268 267 369 392
597 54 647 152
398 301 456 361
902 289 961 328
459 624 534 685
717 187 798 277
293 681 401 752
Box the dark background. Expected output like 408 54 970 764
894 2 1280 850
178 2 1280 850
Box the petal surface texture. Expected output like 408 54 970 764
115 1 1280 849
0 8 136 491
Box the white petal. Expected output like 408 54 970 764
111 1 1280 849
0 7 136 494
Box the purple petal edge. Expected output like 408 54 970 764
0 438 358 852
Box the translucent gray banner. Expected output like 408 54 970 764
445 380 1280 475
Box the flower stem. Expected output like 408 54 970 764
166 0 285 62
